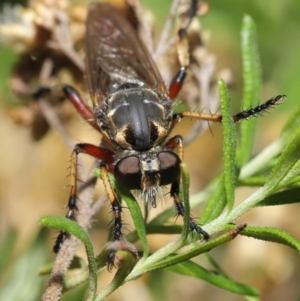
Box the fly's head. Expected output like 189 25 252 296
114 149 181 207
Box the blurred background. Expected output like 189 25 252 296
0 0 299 300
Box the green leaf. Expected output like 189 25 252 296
203 252 263 301
236 15 262 167
0 228 48 301
115 184 149 259
167 260 258 296
256 187 300 207
278 158 300 187
203 253 228 278
200 176 227 224
238 177 266 187
265 122 300 194
240 225 300 252
139 224 246 274
219 78 237 211
40 216 98 301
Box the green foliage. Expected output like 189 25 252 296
237 15 261 167
1 3 299 300
39 14 300 301
219 78 237 211
0 229 48 301
167 260 259 296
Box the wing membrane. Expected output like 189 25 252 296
85 3 167 104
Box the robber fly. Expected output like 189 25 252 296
53 2 286 266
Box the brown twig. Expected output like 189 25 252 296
183 54 218 146
153 0 181 61
37 58 76 150
47 9 85 72
42 175 100 301
38 98 75 150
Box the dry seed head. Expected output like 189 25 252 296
0 0 86 53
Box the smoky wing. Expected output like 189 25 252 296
85 3 167 104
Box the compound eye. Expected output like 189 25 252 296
114 156 141 190
158 151 181 185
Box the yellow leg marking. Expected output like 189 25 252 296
181 111 222 122
177 137 184 161
100 165 117 204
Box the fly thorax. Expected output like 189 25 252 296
104 88 172 150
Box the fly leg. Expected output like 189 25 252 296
168 27 189 100
173 94 286 124
99 163 126 269
31 84 99 143
33 84 100 131
165 135 209 240
62 85 100 131
168 0 198 100
63 85 120 150
53 143 115 252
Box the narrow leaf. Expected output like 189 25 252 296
265 123 300 194
240 225 300 252
237 15 262 167
147 224 246 272
256 187 300 207
238 177 266 186
219 78 237 211
279 158 300 186
200 176 227 223
115 184 149 259
203 253 228 278
167 260 258 296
